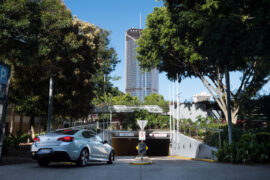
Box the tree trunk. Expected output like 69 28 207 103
195 70 240 125
29 115 35 140
222 106 239 124
9 110 15 135
232 108 239 124
19 114 23 134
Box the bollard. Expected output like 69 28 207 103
138 142 147 160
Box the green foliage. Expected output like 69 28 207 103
205 124 246 147
195 115 219 127
2 132 30 154
239 94 270 123
143 93 169 112
112 108 170 130
215 132 270 163
91 28 120 106
112 93 140 106
137 0 270 124
0 0 119 123
134 110 169 129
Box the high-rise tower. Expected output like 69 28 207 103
125 28 159 101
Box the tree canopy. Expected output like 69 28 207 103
143 93 168 112
137 0 270 124
111 93 140 106
0 0 120 134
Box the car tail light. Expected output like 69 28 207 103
34 137 40 142
57 136 74 142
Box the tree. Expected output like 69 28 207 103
239 94 270 127
1 0 74 137
143 93 169 112
108 93 140 129
112 93 140 106
137 0 270 124
0 0 119 136
52 16 101 120
91 27 120 106
134 110 169 129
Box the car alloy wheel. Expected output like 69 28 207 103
107 151 114 164
77 148 89 166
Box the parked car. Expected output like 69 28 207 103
31 129 114 167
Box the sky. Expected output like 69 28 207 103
64 0 270 101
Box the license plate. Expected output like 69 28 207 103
38 148 52 154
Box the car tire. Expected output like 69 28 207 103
37 159 50 167
107 151 114 164
77 148 89 167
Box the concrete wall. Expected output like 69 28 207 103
170 103 221 122
171 132 217 160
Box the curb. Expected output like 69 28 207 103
130 161 152 165
192 158 216 163
130 156 152 165
168 156 216 163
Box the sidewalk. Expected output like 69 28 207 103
0 143 34 166
0 155 35 166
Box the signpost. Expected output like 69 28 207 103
139 130 146 141
0 62 11 160
137 120 148 160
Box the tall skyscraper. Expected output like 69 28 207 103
125 28 159 102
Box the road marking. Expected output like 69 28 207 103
168 156 216 162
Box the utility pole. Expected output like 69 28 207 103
176 74 179 143
103 75 105 140
225 67 232 144
169 85 171 141
46 65 60 133
47 73 53 133
172 81 175 141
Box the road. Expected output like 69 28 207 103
0 156 270 180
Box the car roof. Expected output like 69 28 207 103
54 128 96 135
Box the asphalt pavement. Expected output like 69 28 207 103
0 156 270 180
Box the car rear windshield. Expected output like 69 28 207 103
53 129 79 135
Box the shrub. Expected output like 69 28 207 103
215 132 270 163
2 132 30 155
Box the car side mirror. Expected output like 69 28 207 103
103 140 108 144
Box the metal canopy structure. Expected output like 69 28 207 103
93 105 163 114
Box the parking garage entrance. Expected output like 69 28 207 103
111 130 170 156
93 105 168 156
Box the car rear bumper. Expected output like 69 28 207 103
32 151 72 162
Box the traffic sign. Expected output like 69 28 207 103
137 120 148 130
0 64 9 85
0 63 10 100
0 62 11 160
139 130 146 141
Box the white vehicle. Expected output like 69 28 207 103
31 129 114 167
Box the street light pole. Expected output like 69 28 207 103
47 73 54 133
225 67 232 144
103 75 105 140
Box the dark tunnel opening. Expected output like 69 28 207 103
112 138 170 156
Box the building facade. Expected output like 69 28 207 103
193 91 211 103
125 28 159 101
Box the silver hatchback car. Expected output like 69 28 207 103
31 129 114 166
